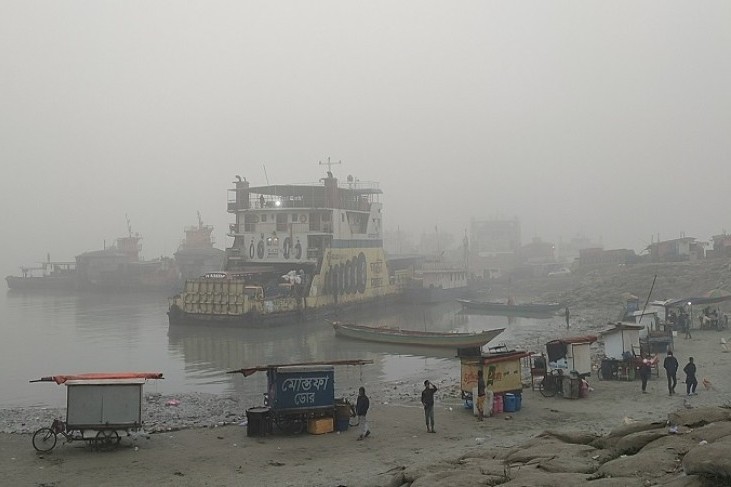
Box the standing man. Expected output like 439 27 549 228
663 350 679 395
356 386 370 440
638 355 652 394
476 370 486 421
682 311 692 339
684 357 698 396
421 380 437 433
565 307 570 329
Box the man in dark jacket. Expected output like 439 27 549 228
638 355 652 393
663 350 679 395
421 380 437 433
356 386 370 440
684 357 698 396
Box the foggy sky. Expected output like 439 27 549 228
2 1 730 274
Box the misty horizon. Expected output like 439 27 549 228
2 2 730 275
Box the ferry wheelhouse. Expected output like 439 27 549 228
168 170 409 326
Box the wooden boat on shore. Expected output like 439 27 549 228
331 321 505 348
457 299 562 315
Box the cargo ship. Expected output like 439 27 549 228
5 256 77 291
168 169 412 326
173 212 225 284
76 220 179 292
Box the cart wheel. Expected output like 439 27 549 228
33 427 58 452
275 417 305 435
539 379 557 398
95 430 121 451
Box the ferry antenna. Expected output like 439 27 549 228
319 157 341 174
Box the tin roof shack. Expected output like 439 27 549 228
545 336 597 377
460 350 531 397
646 237 704 263
600 323 643 359
709 234 731 259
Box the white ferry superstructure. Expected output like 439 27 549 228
168 170 410 326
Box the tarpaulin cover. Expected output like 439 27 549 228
31 372 164 384
665 289 731 308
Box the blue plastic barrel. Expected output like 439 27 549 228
515 393 522 411
503 393 517 413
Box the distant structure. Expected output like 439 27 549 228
514 237 558 277
578 248 637 267
556 235 601 264
645 237 704 263
709 233 731 259
469 218 521 279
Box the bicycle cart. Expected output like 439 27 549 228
30 372 163 452
532 336 596 399
229 359 370 436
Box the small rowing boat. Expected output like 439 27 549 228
331 321 504 348
457 299 562 315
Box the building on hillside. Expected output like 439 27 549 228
469 218 521 279
519 237 555 264
512 237 558 278
645 237 704 262
556 235 601 264
578 248 637 267
708 233 731 259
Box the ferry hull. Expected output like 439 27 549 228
6 276 76 292
168 247 406 327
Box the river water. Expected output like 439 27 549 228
0 290 569 409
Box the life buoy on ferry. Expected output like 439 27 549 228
249 241 255 259
257 240 265 259
294 240 302 259
283 237 292 259
299 214 307 223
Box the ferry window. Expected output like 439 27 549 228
276 213 288 231
341 214 345 222
261 214 267 222
292 214 298 222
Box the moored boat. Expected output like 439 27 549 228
457 299 562 315
331 321 505 348
168 168 411 327
5 258 76 291
76 219 179 292
173 212 225 283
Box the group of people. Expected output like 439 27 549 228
354 379 440 441
667 309 693 339
355 373 486 441
661 351 698 396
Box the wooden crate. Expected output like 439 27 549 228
307 417 333 435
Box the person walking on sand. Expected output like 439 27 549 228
638 354 652 393
355 386 370 440
476 370 486 421
684 357 698 396
421 380 437 433
663 350 679 395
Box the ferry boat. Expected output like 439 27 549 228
173 212 225 283
168 169 412 326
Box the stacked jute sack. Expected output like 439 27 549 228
357 406 731 487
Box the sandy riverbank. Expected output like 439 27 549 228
3 261 731 486
2 326 729 486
